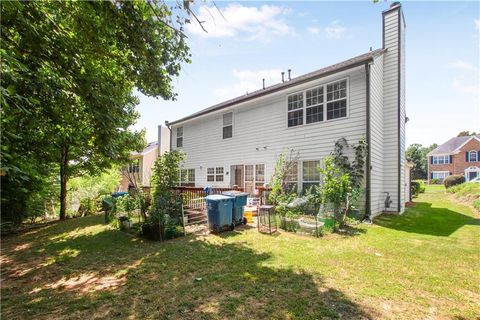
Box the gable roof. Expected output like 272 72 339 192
167 49 385 125
132 141 158 156
428 135 480 156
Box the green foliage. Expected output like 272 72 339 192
146 150 185 240
102 195 117 224
457 131 477 137
1 0 191 221
268 149 302 221
410 180 426 198
116 195 138 218
444 175 465 189
474 199 480 211
430 178 439 185
318 139 368 230
406 143 438 180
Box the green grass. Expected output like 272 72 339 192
2 185 479 319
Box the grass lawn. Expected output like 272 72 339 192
1 186 479 319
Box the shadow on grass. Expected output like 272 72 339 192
374 202 479 237
1 215 378 319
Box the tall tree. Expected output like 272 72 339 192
1 1 190 220
406 143 438 180
457 131 477 137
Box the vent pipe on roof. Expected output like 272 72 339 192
288 69 291 81
370 46 372 51
262 78 265 89
281 71 285 83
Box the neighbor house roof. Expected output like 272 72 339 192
167 49 385 125
428 135 480 156
132 141 158 156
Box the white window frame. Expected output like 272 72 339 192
432 155 450 165
243 163 266 195
432 171 449 181
207 167 224 182
180 168 195 186
286 77 349 128
468 150 477 162
287 92 304 128
176 126 183 148
302 160 321 192
128 159 140 173
222 112 233 139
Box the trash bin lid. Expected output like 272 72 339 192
222 191 248 197
205 194 233 201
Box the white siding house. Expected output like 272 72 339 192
166 3 407 217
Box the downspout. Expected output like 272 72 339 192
165 120 172 152
364 62 372 222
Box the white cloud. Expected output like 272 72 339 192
214 68 283 100
307 26 320 34
475 19 480 31
185 4 294 40
325 21 346 39
448 59 474 71
451 78 480 96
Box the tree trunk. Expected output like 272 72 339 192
59 146 69 220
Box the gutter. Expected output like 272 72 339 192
365 62 372 219
165 120 172 152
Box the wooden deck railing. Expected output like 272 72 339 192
173 186 244 211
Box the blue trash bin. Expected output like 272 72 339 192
222 191 249 226
205 195 234 233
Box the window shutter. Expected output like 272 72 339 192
449 172 452 176
478 151 480 161
466 152 469 162
430 156 433 164
449 155 452 163
430 172 433 179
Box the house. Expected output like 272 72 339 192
165 2 407 217
427 135 480 183
119 126 171 191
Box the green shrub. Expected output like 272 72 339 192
410 180 425 197
474 199 480 211
430 178 439 184
444 175 465 189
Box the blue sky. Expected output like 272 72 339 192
133 1 480 147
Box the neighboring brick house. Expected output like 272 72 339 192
427 135 480 183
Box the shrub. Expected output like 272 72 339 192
474 199 480 211
410 180 426 198
444 175 465 189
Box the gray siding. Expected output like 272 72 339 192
382 6 406 213
369 55 385 216
171 66 367 192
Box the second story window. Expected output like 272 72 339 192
176 126 183 148
287 93 303 127
326 79 347 120
128 159 140 173
468 150 478 162
306 87 324 124
287 78 348 127
432 155 450 164
223 112 233 139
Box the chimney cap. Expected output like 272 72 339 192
390 1 401 8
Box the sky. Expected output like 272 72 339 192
133 1 480 147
